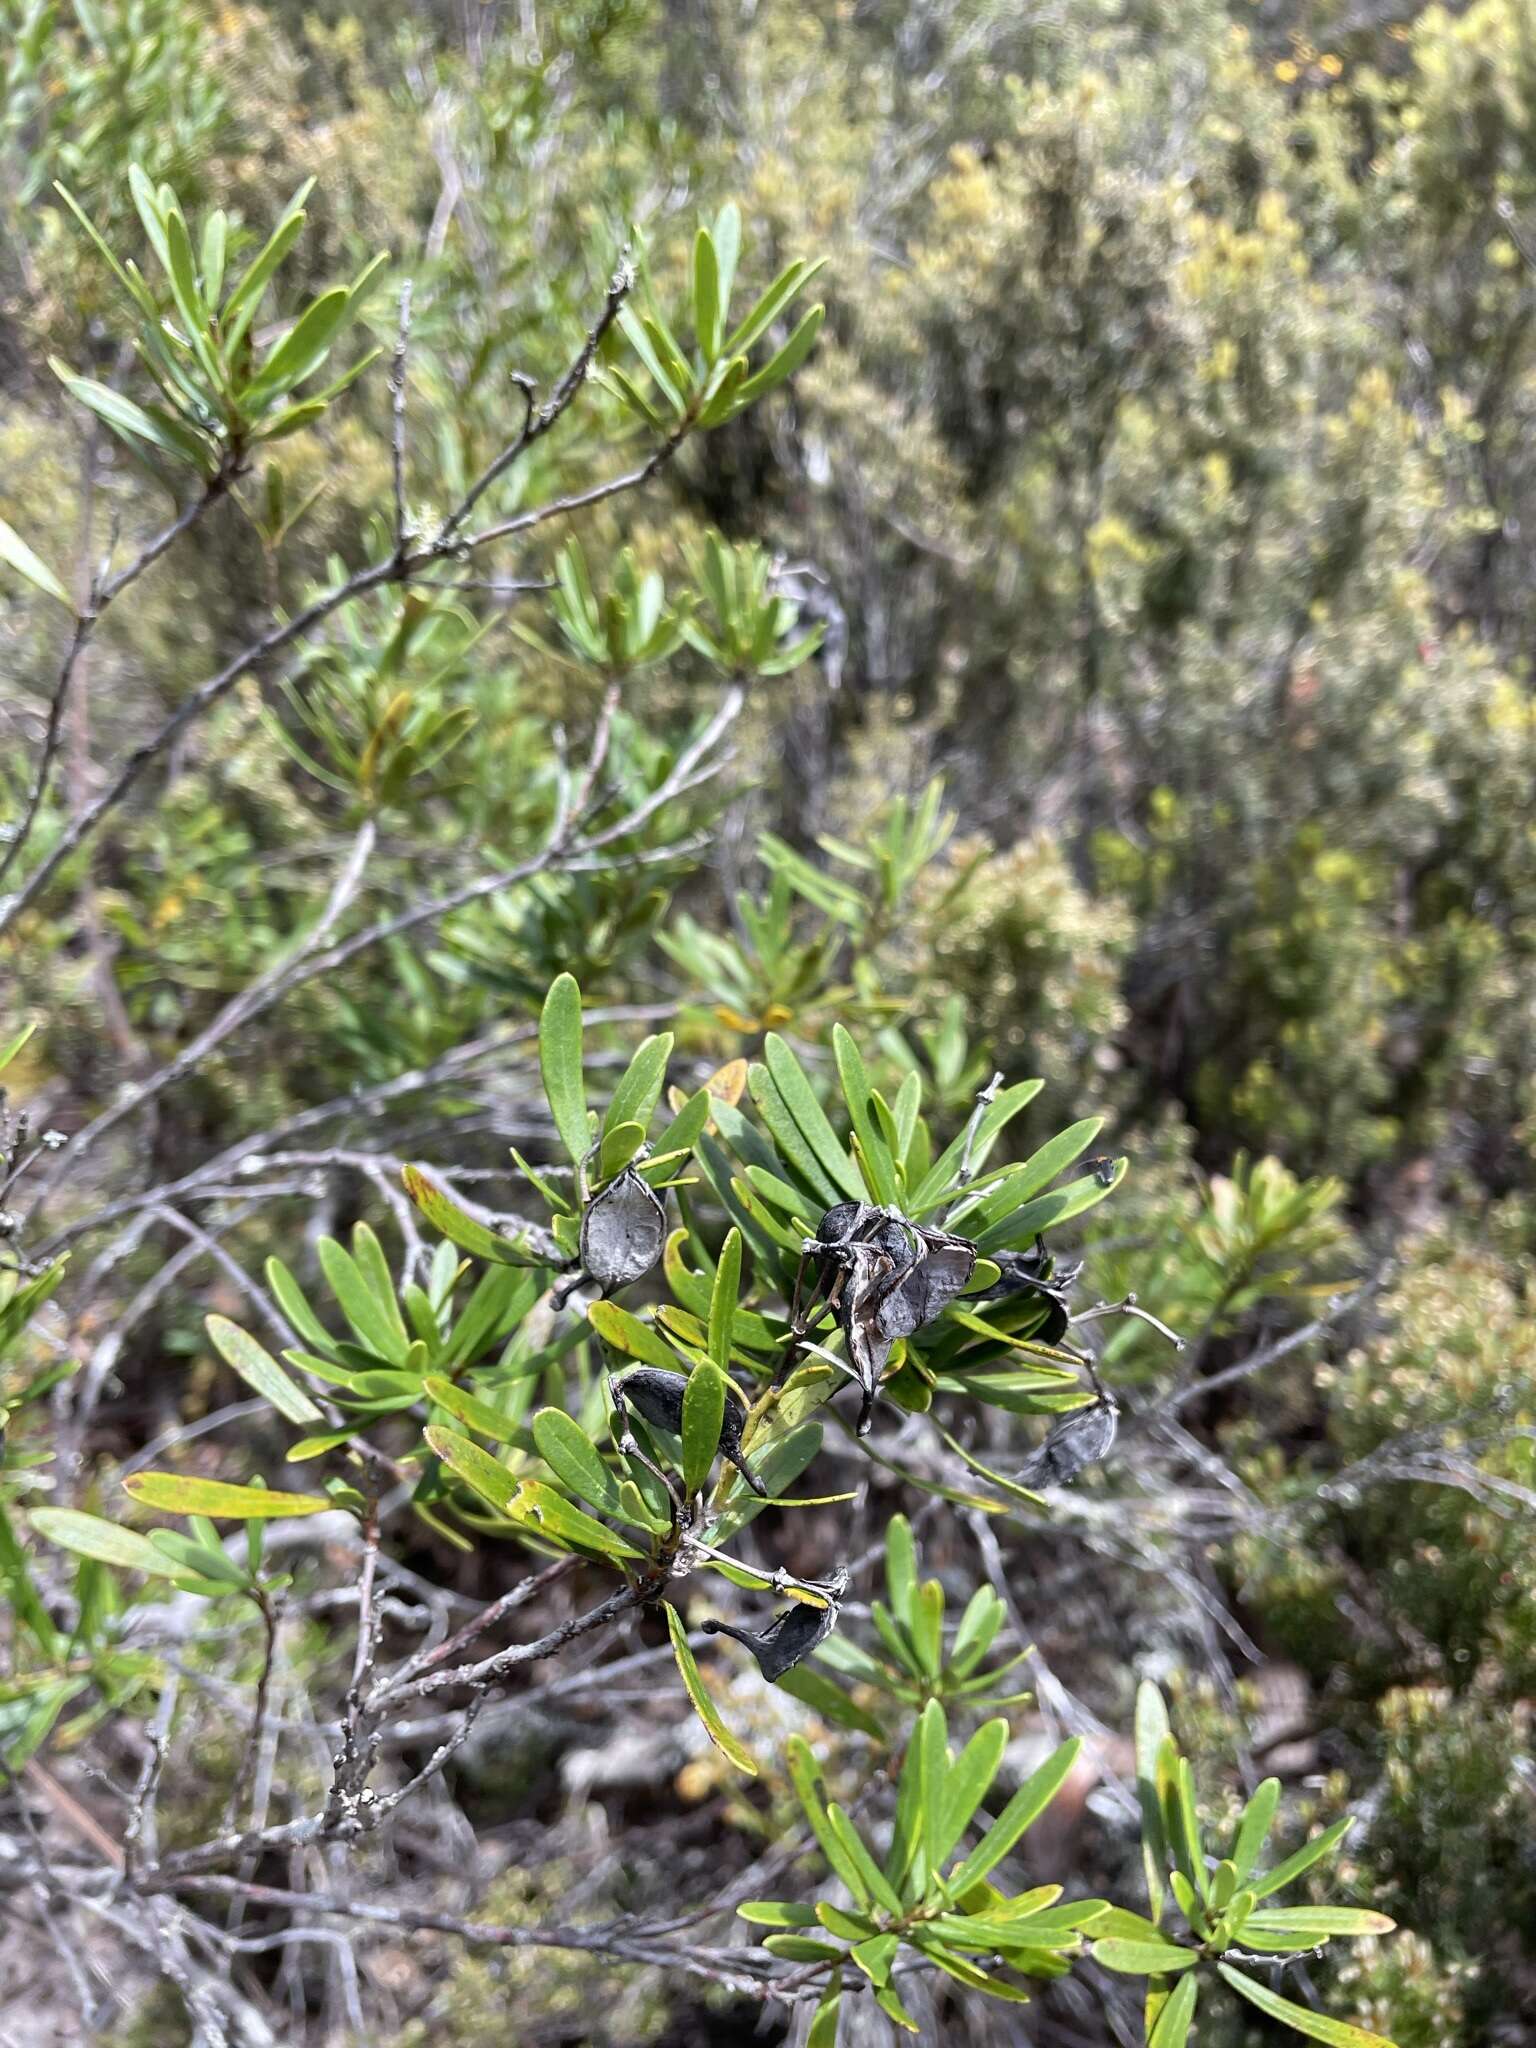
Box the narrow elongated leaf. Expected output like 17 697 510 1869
1252 1816 1354 1899
935 1718 1010 1867
708 1228 742 1371
762 1035 864 1199
240 287 351 407
732 304 825 407
722 257 825 359
1136 1682 1172 1922
532 1408 623 1514
1147 1974 1200 2048
1092 1939 1200 1974
221 182 313 351
401 1167 548 1267
1217 1964 1397 2047
587 1301 681 1372
205 1315 321 1426
884 1512 917 1623
29 1508 174 1574
1243 1907 1395 1938
604 1032 673 1140
666 1603 757 1774
681 1363 727 1497
828 1806 903 1914
540 973 589 1164
318 1237 408 1365
1232 1776 1281 1881
51 361 209 467
122 1474 327 1518
0 517 71 606
948 1738 1081 1894
512 1479 644 1559
833 1025 898 1205
425 1424 517 1513
693 228 721 359
916 1697 950 1872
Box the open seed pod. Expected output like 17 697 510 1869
1016 1395 1119 1488
701 1566 850 1679
579 1165 666 1292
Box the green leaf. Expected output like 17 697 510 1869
423 1424 517 1513
772 1665 884 1738
1147 1973 1200 2048
760 1935 844 1962
206 1315 321 1427
916 1696 952 1873
1136 1681 1172 1922
732 303 824 407
540 974 589 1165
833 1024 898 1205
666 1603 757 1774
220 180 313 353
1092 1939 1201 1974
787 1733 869 1902
762 1034 864 1200
737 1901 819 1928
1232 1777 1281 1882
935 1718 1010 1867
28 1508 174 1575
0 516 71 606
532 1408 624 1514
976 1161 1126 1253
827 1805 903 1914
512 1479 644 1560
884 1512 917 1624
597 1119 647 1180
122 1474 327 1519
722 257 826 359
51 361 209 468
1243 1907 1396 1938
587 1300 682 1372
851 1933 900 1988
401 1166 547 1267
240 287 352 407
604 1032 674 1140
807 1982 841 2048
708 1228 742 1371
318 1236 409 1366
681 1363 727 1497
1216 1964 1397 2046
1252 1816 1355 1899
693 228 721 360
948 1738 1081 1894
421 1377 523 1446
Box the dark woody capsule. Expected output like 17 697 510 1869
701 1566 850 1680
579 1166 666 1292
1016 1395 1120 1488
969 1237 1083 1344
609 1364 767 1496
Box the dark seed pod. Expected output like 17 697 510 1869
970 1238 1083 1343
610 1365 767 1497
1016 1396 1120 1488
701 1566 849 1680
579 1166 665 1292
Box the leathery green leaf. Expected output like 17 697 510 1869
666 1603 757 1774
539 973 590 1164
122 1474 327 1519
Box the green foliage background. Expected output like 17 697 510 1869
2 1 1534 2043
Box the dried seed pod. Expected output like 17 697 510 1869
1016 1395 1120 1488
701 1566 849 1680
609 1365 767 1496
792 1203 979 1435
579 1166 665 1292
970 1236 1083 1343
